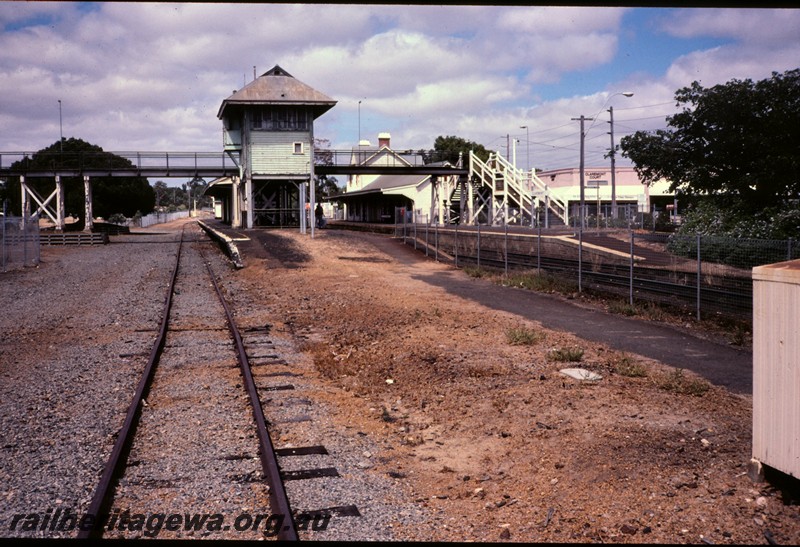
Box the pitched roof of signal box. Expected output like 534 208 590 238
217 65 336 119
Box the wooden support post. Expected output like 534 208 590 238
20 175 29 221
56 175 65 231
231 175 242 229
244 170 253 229
84 175 93 232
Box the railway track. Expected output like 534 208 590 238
76 223 358 540
407 235 753 319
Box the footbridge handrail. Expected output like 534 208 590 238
0 151 241 178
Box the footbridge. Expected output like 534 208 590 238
1 148 566 231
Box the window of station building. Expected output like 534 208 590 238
293 142 304 155
251 108 310 131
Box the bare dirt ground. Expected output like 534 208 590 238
226 226 799 544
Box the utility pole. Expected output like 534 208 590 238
608 106 618 219
572 115 593 230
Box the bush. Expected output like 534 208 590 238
547 346 584 362
506 326 545 346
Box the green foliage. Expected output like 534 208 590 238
546 346 584 363
506 326 545 346
657 368 709 396
612 354 648 378
314 138 341 198
665 201 799 269
621 69 800 213
503 271 577 293
432 135 490 164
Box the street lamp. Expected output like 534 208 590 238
607 92 633 219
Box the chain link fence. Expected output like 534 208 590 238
2 215 40 272
395 212 797 323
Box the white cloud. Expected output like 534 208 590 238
660 8 800 45
0 3 797 174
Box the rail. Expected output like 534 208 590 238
77 226 298 540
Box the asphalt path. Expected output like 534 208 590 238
364 232 753 395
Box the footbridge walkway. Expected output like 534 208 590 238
0 148 561 231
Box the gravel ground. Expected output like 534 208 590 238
0 228 179 538
0 217 436 541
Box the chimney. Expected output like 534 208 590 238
378 132 391 148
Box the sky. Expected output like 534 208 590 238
1 2 799 187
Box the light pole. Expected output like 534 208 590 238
606 92 633 219
358 100 361 145
58 99 63 153
520 125 529 174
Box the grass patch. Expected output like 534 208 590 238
506 326 545 346
463 265 491 278
657 368 709 396
547 346 584 363
607 300 638 316
503 271 577 293
611 354 648 377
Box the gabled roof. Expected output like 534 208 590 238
217 65 336 119
336 173 431 201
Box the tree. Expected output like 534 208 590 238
314 138 341 198
620 69 800 213
432 135 490 164
4 137 155 219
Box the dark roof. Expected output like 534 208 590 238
217 65 336 119
335 173 429 200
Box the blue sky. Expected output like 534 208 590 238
1 3 798 185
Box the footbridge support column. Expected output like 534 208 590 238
84 175 93 232
55 175 65 231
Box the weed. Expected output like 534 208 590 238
463 265 489 278
608 300 638 316
506 326 545 346
504 271 577 293
657 368 709 396
547 346 584 362
612 354 648 377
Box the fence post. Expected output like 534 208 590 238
537 223 541 272
425 223 429 257
413 219 417 251
696 233 702 321
629 230 634 306
477 224 481 268
435 223 439 262
1 202 6 273
454 224 459 268
578 228 583 293
789 238 794 261
504 223 508 276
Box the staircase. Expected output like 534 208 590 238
468 151 568 226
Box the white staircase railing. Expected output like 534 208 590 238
468 151 568 225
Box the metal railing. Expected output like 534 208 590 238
395 216 797 322
0 151 240 177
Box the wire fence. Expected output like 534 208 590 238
2 215 40 272
394 213 797 323
135 210 192 228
